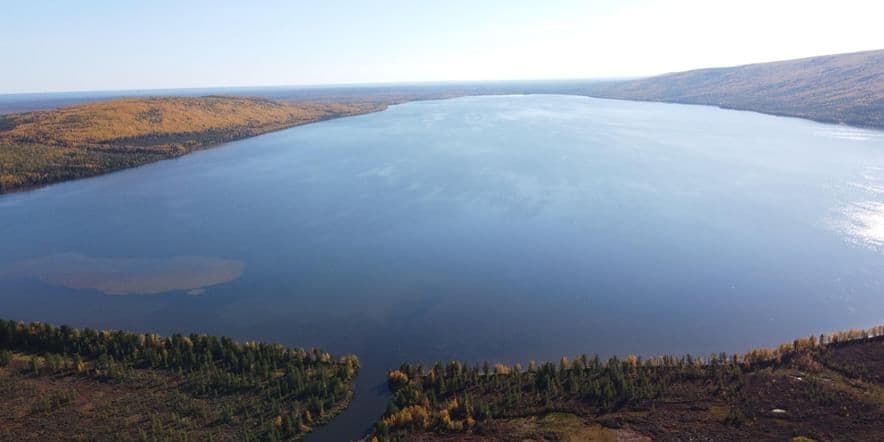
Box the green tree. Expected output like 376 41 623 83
0 350 12 367
29 355 41 375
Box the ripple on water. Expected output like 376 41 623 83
837 201 884 252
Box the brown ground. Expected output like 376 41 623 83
584 49 884 130
0 353 348 441
396 338 884 442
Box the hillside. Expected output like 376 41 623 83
6 49 881 196
0 318 359 440
0 96 383 193
584 49 884 129
372 326 884 441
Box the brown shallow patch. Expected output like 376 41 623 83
0 253 244 295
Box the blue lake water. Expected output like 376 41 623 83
2 95 884 439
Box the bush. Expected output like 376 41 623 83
0 350 12 367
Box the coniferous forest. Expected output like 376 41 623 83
3 3 884 441
372 326 884 441
0 318 359 440
2 317 883 440
0 96 384 194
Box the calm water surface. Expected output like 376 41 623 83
2 95 884 440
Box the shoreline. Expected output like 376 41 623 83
582 94 884 133
5 91 883 198
2 316 881 441
0 99 390 196
371 325 884 440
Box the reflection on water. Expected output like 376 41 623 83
1 95 884 440
0 253 244 295
815 127 884 142
839 202 884 251
838 166 884 251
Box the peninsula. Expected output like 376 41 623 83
0 318 359 440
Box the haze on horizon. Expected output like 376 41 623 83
1 0 882 94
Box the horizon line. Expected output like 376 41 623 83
4 47 881 97
0 76 635 98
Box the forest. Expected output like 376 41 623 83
4 49 883 195
0 96 384 193
371 325 884 441
2 316 883 440
0 318 359 440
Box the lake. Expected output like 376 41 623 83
2 95 883 440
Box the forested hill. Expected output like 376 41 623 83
3 50 883 194
0 96 383 193
583 49 884 129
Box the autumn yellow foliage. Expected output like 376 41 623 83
0 96 384 193
388 369 409 388
1 96 376 145
381 404 431 430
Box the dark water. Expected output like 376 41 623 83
2 95 884 440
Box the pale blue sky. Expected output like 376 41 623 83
2 0 882 93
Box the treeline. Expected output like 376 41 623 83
0 96 385 194
0 141 166 193
372 325 884 440
0 318 359 440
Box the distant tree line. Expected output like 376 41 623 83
0 96 385 194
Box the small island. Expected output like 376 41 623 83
0 318 359 440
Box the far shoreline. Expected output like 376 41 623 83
0 102 390 197
3 90 883 198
